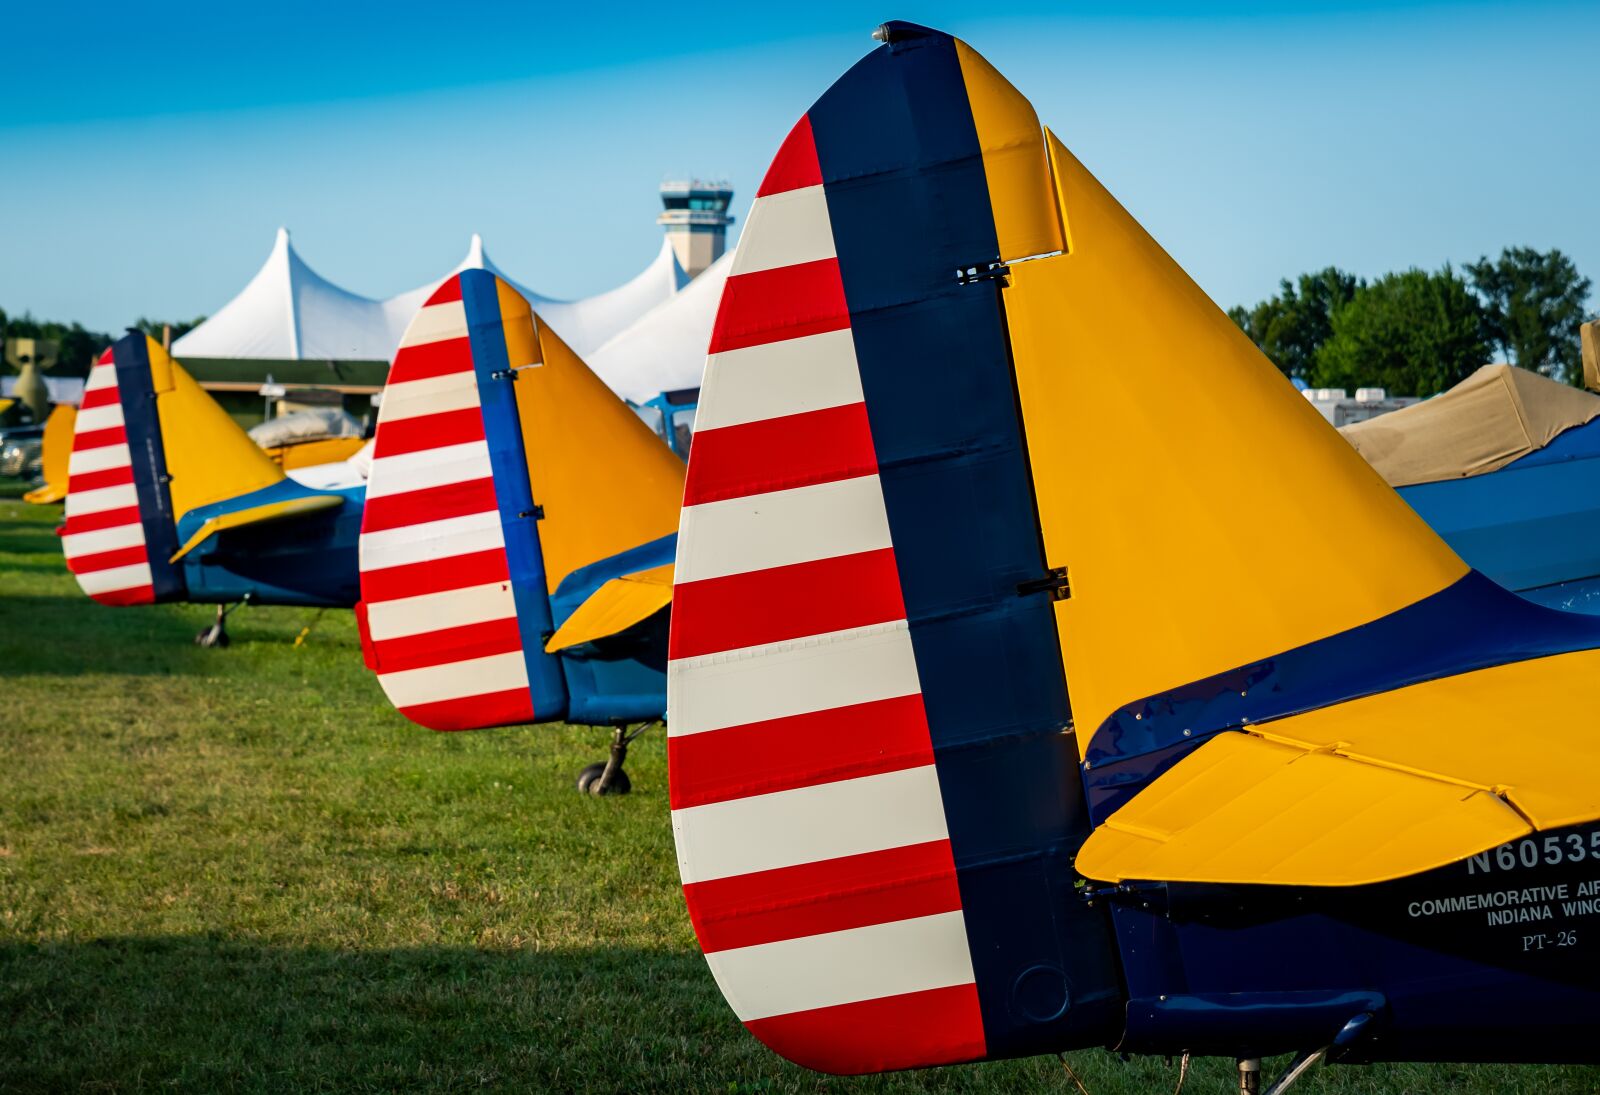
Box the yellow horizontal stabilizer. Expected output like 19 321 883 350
545 564 674 653
22 483 66 504
169 494 344 563
267 436 368 470
1077 648 1600 887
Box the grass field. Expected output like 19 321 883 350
2 493 1598 1094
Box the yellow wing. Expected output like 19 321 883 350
544 563 674 653
168 494 346 562
1077 648 1600 886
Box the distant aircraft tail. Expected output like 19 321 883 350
22 402 76 504
666 22 1600 1075
61 332 315 605
358 270 682 731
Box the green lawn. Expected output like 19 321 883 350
2 495 1597 1093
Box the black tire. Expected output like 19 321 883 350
195 626 230 649
575 762 632 796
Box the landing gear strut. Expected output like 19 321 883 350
575 723 653 796
196 596 250 648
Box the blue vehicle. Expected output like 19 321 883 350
632 387 699 459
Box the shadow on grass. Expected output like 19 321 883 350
0 937 774 1093
0 592 214 677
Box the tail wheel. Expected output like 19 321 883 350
195 624 230 649
576 762 632 796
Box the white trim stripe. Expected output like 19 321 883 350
73 403 125 434
676 474 890 585
65 483 139 517
730 185 837 276
68 444 132 476
704 912 976 1023
399 300 468 348
378 650 529 709
75 561 153 596
366 441 492 498
359 510 505 575
62 524 146 559
694 329 864 432
667 620 921 738
379 370 480 423
672 764 949 885
365 581 518 642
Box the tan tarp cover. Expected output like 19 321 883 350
1583 320 1599 393
1340 364 1600 487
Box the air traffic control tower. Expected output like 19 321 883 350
658 179 734 278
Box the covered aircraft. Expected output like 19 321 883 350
355 269 683 792
665 22 1600 1086
61 333 365 640
1347 363 1600 609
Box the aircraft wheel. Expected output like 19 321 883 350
576 762 631 796
195 625 230 649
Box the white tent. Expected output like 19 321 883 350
587 249 731 403
173 228 393 361
384 234 688 361
175 228 689 366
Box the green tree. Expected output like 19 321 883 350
0 309 115 379
1313 265 1489 396
1466 247 1592 385
1228 267 1363 380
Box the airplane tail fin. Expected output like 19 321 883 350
358 269 683 731
62 333 286 605
358 272 568 731
663 21 1595 1076
22 402 75 504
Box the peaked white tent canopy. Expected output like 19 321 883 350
587 249 731 403
174 227 689 366
173 228 391 362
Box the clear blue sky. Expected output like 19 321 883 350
1 1 1594 333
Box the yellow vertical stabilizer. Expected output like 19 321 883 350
1001 132 1468 747
146 337 285 520
23 403 76 504
499 283 685 594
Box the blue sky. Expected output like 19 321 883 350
1 1 1594 333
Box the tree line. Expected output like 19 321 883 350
0 310 205 378
1229 247 1594 396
